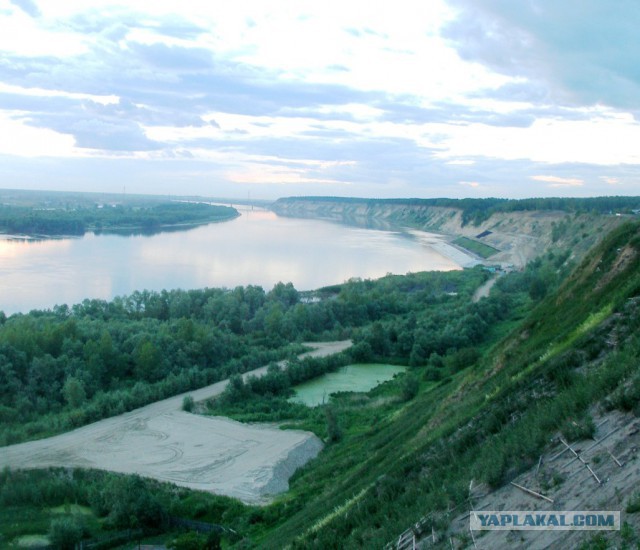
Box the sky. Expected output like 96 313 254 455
0 0 639 200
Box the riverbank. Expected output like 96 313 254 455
406 229 482 268
271 196 630 270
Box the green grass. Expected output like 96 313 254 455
453 236 499 258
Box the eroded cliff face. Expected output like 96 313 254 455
271 198 625 268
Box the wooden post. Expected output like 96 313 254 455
469 526 478 549
510 481 555 503
560 437 601 484
563 426 623 468
608 450 623 467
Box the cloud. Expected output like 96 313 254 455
10 0 40 17
601 176 621 185
531 175 584 187
1 1 640 198
444 0 640 110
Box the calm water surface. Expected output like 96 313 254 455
0 208 460 314
289 363 407 407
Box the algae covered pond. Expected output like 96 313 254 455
289 363 407 407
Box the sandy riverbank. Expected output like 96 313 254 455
0 341 352 504
406 229 482 268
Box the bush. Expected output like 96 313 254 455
423 367 442 381
325 406 342 443
400 374 419 401
49 516 84 550
182 395 195 412
627 492 640 514
560 414 595 442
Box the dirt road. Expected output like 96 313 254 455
472 274 500 302
0 341 352 504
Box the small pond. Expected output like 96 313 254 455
289 363 407 407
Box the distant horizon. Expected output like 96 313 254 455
1 186 640 204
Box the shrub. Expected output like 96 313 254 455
560 414 595 442
400 374 419 401
627 492 640 514
49 516 84 550
325 406 342 443
182 395 195 412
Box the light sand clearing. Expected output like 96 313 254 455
406 230 482 269
0 341 352 504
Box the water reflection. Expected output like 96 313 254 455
0 208 461 314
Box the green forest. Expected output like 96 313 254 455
0 202 238 236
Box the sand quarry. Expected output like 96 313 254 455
0 341 351 504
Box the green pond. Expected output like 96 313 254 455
289 363 407 407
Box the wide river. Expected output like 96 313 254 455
0 207 469 314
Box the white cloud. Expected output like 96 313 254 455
0 83 119 105
225 163 351 186
531 175 583 187
428 108 640 165
601 176 621 185
0 2 87 56
0 112 77 157
1 0 640 197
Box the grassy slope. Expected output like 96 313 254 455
256 222 640 548
453 236 499 258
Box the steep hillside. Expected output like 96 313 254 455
256 221 640 549
272 197 631 268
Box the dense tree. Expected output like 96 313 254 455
62 376 86 408
0 202 238 236
48 516 85 550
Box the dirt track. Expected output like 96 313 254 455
0 341 352 504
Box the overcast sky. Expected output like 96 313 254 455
0 0 639 199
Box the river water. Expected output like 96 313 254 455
0 207 464 314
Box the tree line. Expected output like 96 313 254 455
0 202 238 236
276 195 640 225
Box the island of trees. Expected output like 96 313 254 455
0 201 238 237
